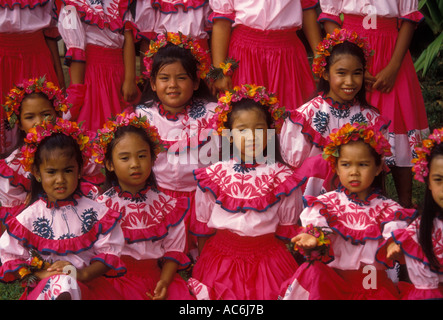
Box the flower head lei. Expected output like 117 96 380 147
322 122 392 171
2 76 70 128
143 32 211 80
312 28 373 78
211 84 287 135
412 127 443 183
95 111 165 164
20 118 95 172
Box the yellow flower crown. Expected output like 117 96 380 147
95 111 165 164
412 127 443 183
2 77 70 128
322 122 392 171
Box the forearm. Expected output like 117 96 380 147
160 259 179 286
211 19 232 66
302 8 322 53
77 261 110 283
45 37 66 89
69 61 86 85
123 31 136 83
388 21 415 70
323 20 340 35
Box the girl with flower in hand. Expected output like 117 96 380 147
377 127 443 299
187 84 305 300
95 111 194 300
0 118 126 300
279 28 389 197
280 122 416 300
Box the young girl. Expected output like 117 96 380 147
58 0 139 132
0 0 65 155
279 28 389 196
95 111 194 300
208 0 321 111
135 32 218 259
0 118 126 300
377 127 443 300
280 122 416 300
187 84 305 300
318 0 430 209
0 78 103 227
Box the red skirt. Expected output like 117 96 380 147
191 230 299 300
342 14 429 167
0 31 60 155
229 25 316 112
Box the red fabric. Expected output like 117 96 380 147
0 0 49 9
151 0 207 12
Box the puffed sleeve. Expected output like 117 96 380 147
190 186 216 237
318 0 343 25
299 196 332 230
275 189 304 240
279 118 314 168
208 0 235 23
161 220 191 270
58 4 86 66
0 231 30 282
398 0 424 23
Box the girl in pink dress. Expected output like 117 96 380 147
0 0 65 156
318 0 429 209
279 29 389 196
377 127 443 300
0 78 103 231
0 118 126 300
187 84 305 300
280 122 416 300
135 32 218 260
208 0 321 111
95 111 194 300
58 0 139 132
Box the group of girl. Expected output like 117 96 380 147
0 0 440 300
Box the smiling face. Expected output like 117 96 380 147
106 132 153 195
335 140 383 200
19 95 57 132
428 154 443 210
151 61 199 114
323 53 364 103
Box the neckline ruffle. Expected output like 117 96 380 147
321 92 357 110
151 0 208 13
0 0 50 9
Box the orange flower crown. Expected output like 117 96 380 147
312 28 373 78
412 127 443 183
2 77 70 128
210 84 287 135
95 111 165 164
322 122 392 171
142 32 211 80
20 118 95 172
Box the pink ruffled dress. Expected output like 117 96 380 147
187 159 305 300
0 193 126 300
96 184 194 300
318 0 429 167
58 0 138 132
209 0 317 111
377 215 443 300
279 94 389 196
280 187 416 300
0 0 61 155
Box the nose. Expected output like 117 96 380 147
55 172 66 183
130 157 141 168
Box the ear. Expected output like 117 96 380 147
32 167 42 183
375 161 384 176
150 78 157 92
322 71 330 82
105 159 115 172
193 78 200 91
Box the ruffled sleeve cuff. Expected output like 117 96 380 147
189 216 216 237
318 12 342 26
90 253 127 278
400 11 425 24
275 224 303 241
43 27 61 40
208 11 235 24
301 0 318 10
0 159 30 191
64 48 86 66
163 251 192 271
152 0 208 13
287 110 327 148
0 259 23 282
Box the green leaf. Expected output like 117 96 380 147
414 32 443 75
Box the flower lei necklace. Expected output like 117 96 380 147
412 127 443 183
322 122 392 171
20 118 95 172
211 84 287 135
2 77 70 128
142 32 211 80
95 111 165 164
312 28 373 78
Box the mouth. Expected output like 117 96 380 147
131 172 142 178
342 88 356 95
54 186 67 193
349 181 361 187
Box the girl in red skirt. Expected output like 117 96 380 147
318 0 429 209
208 0 321 112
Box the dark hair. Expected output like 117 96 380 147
223 99 288 166
330 139 386 194
419 142 443 270
317 41 372 109
103 125 157 191
29 133 83 205
140 43 215 103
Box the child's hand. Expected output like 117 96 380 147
292 233 318 250
122 79 140 104
36 260 73 280
386 241 404 263
146 279 168 300
210 76 233 96
372 63 400 94
365 71 376 92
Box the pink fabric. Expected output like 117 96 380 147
396 281 443 300
228 25 316 112
191 230 299 300
0 0 49 9
0 2 56 33
152 0 207 12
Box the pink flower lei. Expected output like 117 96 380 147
142 32 211 80
20 118 95 172
210 84 287 135
322 122 392 171
312 28 373 78
2 77 70 128
95 111 165 164
412 127 443 183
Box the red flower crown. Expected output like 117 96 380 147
412 127 443 183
